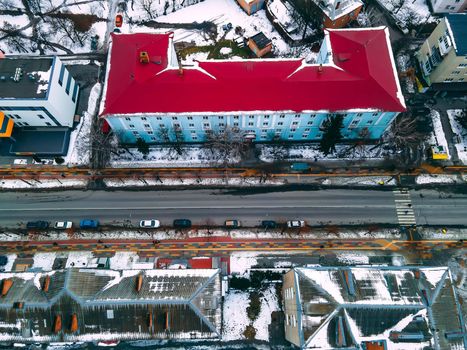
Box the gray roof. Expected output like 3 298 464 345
250 32 272 50
0 268 221 342
291 266 466 350
0 58 53 99
446 14 467 56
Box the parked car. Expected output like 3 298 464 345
140 219 160 228
261 220 277 229
173 219 191 228
80 219 99 229
0 256 8 266
54 221 73 229
410 107 430 116
26 221 49 229
407 95 436 106
225 220 240 228
287 220 306 228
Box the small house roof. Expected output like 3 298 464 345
249 32 272 50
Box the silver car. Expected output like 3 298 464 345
54 221 73 229
287 220 306 228
139 220 160 228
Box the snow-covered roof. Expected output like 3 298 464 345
0 268 222 342
101 28 405 117
312 0 363 21
290 266 466 350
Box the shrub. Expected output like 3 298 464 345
243 325 256 340
247 292 261 321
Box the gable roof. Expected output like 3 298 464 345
446 14 467 56
101 28 405 117
0 268 221 342
292 266 466 350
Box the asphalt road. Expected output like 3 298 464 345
0 188 465 228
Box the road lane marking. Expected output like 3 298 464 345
393 188 416 226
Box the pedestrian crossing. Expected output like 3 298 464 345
393 188 416 226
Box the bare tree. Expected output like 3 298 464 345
203 127 250 165
155 126 186 156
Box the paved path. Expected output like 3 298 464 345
0 236 464 257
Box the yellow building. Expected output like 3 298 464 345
416 14 467 89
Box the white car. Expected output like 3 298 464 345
287 220 306 228
54 221 73 229
139 220 160 228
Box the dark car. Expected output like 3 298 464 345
0 256 7 266
261 220 277 229
26 221 49 229
79 219 99 229
407 95 436 106
410 107 430 116
173 219 191 228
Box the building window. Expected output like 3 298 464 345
187 116 193 120
263 122 269 126
156 117 162 120
203 123 210 129
15 115 21 119
172 116 178 120
444 78 454 82
44 122 51 126
65 74 72 94
310 114 316 118
280 114 285 118
356 113 363 117
38 114 45 119
302 134 309 138
295 114 300 118
132 131 139 135
249 115 254 119
125 117 131 121
141 117 147 120
292 121 298 126
218 116 224 119
203 116 209 120
458 63 467 68
278 122 283 126
143 124 149 128
150 136 156 141
305 128 310 132
307 121 313 125
367 120 373 124
192 136 198 140
264 115 270 119
276 129 282 132
23 122 29 126
16 122 22 126
219 123 225 127
72 83 79 102
248 122 254 126
291 128 296 132
159 124 165 128
58 65 65 85
191 130 196 134
372 112 378 116
288 135 294 139
452 71 461 75
233 122 239 127
174 123 181 128
261 135 267 139
189 123 195 127
129 124 135 128
147 131 153 135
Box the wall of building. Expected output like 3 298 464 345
236 0 265 15
105 110 397 144
283 270 301 347
416 18 467 85
322 5 362 28
430 0 467 13
0 57 79 127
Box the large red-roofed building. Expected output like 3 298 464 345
100 27 405 144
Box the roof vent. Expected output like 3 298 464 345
27 73 36 82
0 76 6 82
136 273 143 292
140 51 150 64
13 67 23 82
318 64 323 74
1 279 13 297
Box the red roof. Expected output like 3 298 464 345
102 29 405 116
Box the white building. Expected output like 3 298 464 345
430 0 467 13
0 57 79 129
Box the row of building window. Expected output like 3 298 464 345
123 112 378 122
285 314 297 327
58 64 79 102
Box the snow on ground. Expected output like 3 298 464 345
109 251 139 270
429 109 450 160
0 0 109 54
0 227 402 243
65 251 94 268
222 290 250 340
230 252 259 277
420 227 467 240
65 82 102 167
104 177 285 187
150 0 290 56
32 253 57 271
336 253 370 265
447 109 467 165
181 51 210 65
416 174 460 185
0 179 87 190
396 53 415 93
2 254 17 272
376 0 434 31
253 285 280 341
